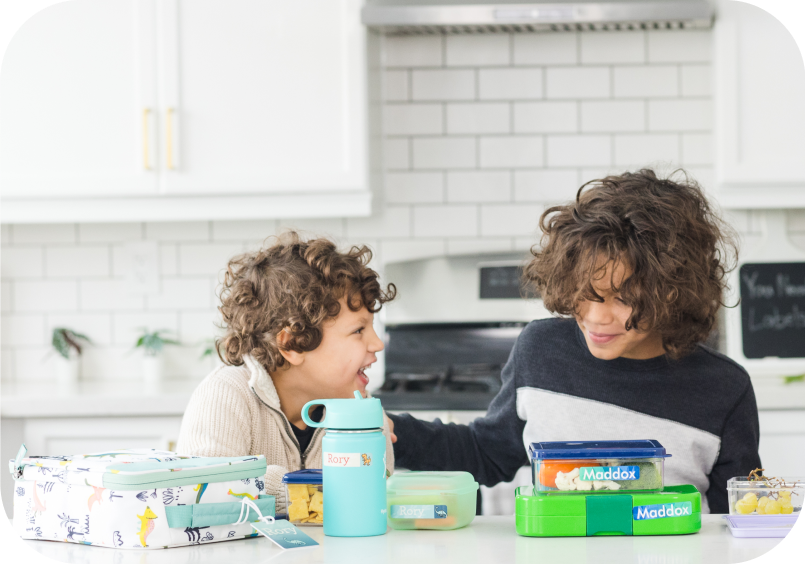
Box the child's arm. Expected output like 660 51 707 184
706 382 762 513
388 348 528 486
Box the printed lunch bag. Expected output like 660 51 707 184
9 445 275 549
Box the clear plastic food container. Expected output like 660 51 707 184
727 476 804 515
529 440 670 494
386 471 479 530
282 469 323 526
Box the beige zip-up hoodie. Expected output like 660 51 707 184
176 354 395 512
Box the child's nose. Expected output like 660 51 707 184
585 300 614 325
367 327 384 353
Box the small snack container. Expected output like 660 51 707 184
386 471 479 530
727 476 804 516
529 440 670 493
282 469 323 526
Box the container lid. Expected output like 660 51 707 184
727 476 804 488
529 440 670 460
301 391 384 430
386 471 479 496
282 469 322 485
723 514 799 538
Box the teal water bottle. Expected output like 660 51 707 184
301 391 387 537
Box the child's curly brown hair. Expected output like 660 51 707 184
217 231 396 371
524 169 738 359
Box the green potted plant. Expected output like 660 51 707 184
200 338 225 368
134 329 179 384
51 327 92 384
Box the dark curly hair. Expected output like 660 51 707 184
523 169 738 359
217 231 396 371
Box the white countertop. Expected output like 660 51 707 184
2 379 805 419
19 515 789 564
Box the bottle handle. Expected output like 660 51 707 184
301 400 328 428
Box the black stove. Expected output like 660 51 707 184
375 322 526 410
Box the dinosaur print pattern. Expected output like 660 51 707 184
87 486 105 511
227 489 257 501
31 482 47 516
136 506 158 547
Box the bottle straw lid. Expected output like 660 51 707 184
301 391 384 430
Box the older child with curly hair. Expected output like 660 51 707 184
177 232 397 512
388 169 761 514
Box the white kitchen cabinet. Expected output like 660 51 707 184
0 0 158 198
714 1 805 208
0 0 370 222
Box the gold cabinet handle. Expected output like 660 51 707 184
143 108 151 170
166 107 175 170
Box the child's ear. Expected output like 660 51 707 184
276 328 305 366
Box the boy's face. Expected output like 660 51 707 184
575 260 665 360
295 296 384 399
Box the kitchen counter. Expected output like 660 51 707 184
18 515 793 564
3 378 805 418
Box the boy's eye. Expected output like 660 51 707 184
354 327 364 334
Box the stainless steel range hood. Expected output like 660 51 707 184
362 0 715 34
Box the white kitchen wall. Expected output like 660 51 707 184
2 29 805 383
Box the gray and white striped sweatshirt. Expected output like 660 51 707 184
388 318 761 514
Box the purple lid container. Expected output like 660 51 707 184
723 514 800 538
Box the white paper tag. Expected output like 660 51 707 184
322 452 361 467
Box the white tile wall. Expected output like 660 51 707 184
5 29 786 383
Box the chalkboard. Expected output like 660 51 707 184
740 262 805 359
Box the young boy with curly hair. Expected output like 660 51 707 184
388 169 761 514
177 232 397 512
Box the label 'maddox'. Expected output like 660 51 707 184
633 502 692 520
579 466 640 481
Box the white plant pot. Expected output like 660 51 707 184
142 355 163 385
54 354 79 385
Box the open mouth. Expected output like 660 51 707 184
357 365 371 386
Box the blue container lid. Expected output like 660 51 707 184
282 469 322 485
301 391 384 430
529 440 671 460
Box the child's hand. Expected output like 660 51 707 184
384 413 397 443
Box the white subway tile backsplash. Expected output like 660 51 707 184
648 30 711 63
12 224 76 245
385 172 444 204
146 221 209 242
384 139 411 170
613 66 678 98
480 204 544 237
1 347 12 381
112 312 179 347
384 104 444 135
514 33 577 65
383 70 410 102
682 166 714 194
480 137 544 168
413 137 476 169
211 220 277 242
1 247 44 278
514 169 580 202
81 346 141 380
179 243 244 276
514 102 578 133
681 65 712 97
79 223 142 243
447 237 514 256
179 310 223 343
279 218 345 239
79 279 145 311
547 67 610 99
413 205 478 237
581 100 645 132
614 134 680 167
1 281 11 312
381 239 445 264
347 206 411 239
479 69 543 100
46 246 109 277
46 313 113 346
1 314 45 346
581 31 645 64
160 244 179 277
447 103 510 134
547 135 611 167
13 347 53 380
14 280 78 312
682 133 713 165
446 34 510 67
146 278 214 311
384 35 442 67
412 70 476 101
447 171 511 203
648 99 712 132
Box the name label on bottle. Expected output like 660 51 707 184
390 505 448 519
323 452 360 467
633 502 692 520
579 466 639 481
